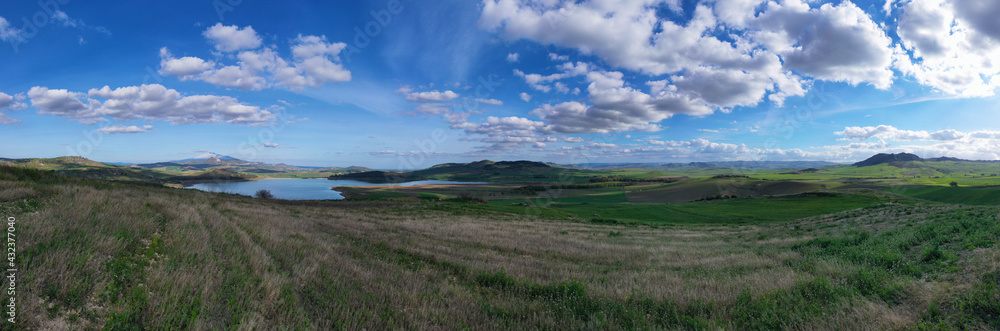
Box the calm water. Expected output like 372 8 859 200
187 178 487 200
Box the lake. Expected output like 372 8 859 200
187 178 488 200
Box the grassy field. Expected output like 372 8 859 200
2 166 999 329
891 186 1000 205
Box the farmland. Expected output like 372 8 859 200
2 154 999 329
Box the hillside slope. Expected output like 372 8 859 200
2 166 998 329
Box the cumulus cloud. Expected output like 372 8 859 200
514 61 589 92
753 0 895 89
833 125 974 142
262 142 279 148
0 91 24 125
951 0 1000 42
0 92 27 111
894 0 1000 96
203 23 262 52
828 125 1000 160
28 84 277 125
506 53 519 62
406 90 459 102
159 52 215 77
478 0 907 133
452 116 552 137
97 125 154 134
160 26 350 91
529 69 767 134
519 92 532 102
824 132 1000 161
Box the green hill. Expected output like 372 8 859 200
627 177 826 203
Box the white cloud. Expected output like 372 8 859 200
835 125 930 141
506 53 519 62
969 131 1000 139
452 116 552 137
530 70 768 134
476 98 503 106
0 113 19 125
0 92 27 111
406 90 459 102
369 150 397 155
0 90 23 125
478 0 906 134
50 10 111 36
823 129 1000 161
262 142 279 148
752 0 895 89
894 0 1000 97
514 61 589 92
159 49 215 76
203 23 262 52
519 92 532 102
548 53 569 61
952 0 1000 41
395 85 414 94
0 17 24 43
834 125 974 142
160 30 350 91
714 0 767 27
828 125 1000 160
28 84 277 125
97 125 154 134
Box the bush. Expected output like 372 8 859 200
254 189 274 199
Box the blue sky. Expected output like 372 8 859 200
1 0 999 168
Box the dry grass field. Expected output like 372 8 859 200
1 166 997 330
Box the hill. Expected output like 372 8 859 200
414 160 550 175
137 154 372 174
3 165 999 330
853 153 923 167
579 160 839 170
329 160 556 183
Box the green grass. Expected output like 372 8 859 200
5 165 1000 330
491 194 885 225
891 186 1000 205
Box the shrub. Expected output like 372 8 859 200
254 189 274 199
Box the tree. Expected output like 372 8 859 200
949 181 959 187
254 189 274 199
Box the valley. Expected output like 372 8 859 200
1 153 998 328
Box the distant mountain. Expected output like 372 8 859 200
420 160 549 173
3 156 111 168
852 153 1000 167
330 160 553 183
171 152 239 162
853 153 923 167
577 160 840 170
134 153 371 174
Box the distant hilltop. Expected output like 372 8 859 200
853 153 923 167
329 160 552 183
853 153 997 167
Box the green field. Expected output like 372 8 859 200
891 186 1000 205
3 165 999 329
4 155 1000 329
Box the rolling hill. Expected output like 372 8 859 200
329 160 561 183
